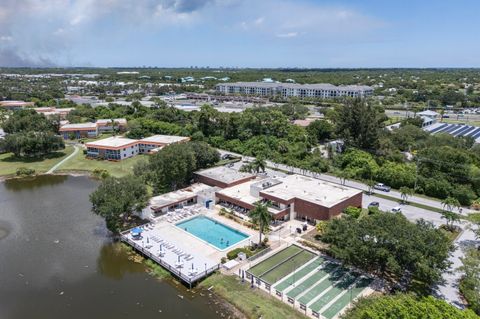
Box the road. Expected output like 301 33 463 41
219 149 479 308
220 149 472 214
46 145 79 174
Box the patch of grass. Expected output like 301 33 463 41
57 149 147 177
371 192 443 213
439 227 461 242
200 273 308 319
0 145 75 177
144 259 171 279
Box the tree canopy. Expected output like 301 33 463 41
89 175 149 233
322 212 453 292
342 294 479 319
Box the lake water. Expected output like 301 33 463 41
0 175 232 319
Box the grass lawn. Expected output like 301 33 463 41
0 145 75 177
200 273 308 319
57 148 148 177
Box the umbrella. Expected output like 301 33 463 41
130 227 143 236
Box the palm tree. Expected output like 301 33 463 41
251 157 266 174
442 197 460 213
399 186 414 204
366 179 375 195
440 210 460 231
249 202 271 246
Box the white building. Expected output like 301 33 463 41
216 82 373 99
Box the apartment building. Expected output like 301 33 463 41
215 82 373 99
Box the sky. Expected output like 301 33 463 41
0 0 480 68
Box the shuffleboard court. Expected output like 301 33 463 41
274 257 324 292
261 250 316 284
309 273 359 312
287 262 339 299
321 277 373 319
249 245 302 277
297 267 349 305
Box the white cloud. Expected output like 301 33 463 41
0 36 13 41
276 32 298 38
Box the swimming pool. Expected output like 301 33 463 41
176 216 249 250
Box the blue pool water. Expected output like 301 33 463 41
176 216 249 250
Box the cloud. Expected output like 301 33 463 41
276 32 298 38
0 48 55 67
0 0 383 66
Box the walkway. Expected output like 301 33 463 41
46 145 79 174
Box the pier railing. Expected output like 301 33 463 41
120 234 220 285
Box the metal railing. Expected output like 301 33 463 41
121 235 220 285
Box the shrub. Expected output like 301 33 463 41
343 206 362 219
92 168 110 179
16 167 35 176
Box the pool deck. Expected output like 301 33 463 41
121 206 258 285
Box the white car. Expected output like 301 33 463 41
391 206 402 213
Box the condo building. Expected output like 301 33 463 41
215 82 373 99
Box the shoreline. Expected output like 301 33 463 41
0 170 94 182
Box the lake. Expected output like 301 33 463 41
0 175 232 319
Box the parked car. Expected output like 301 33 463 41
368 202 380 208
374 183 391 192
391 206 402 213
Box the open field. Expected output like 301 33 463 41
57 147 148 177
200 273 308 319
0 145 75 177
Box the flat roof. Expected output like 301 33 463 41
149 183 215 210
60 122 97 130
217 82 373 91
195 166 254 185
86 136 137 148
260 174 362 208
96 118 127 125
216 179 260 205
140 135 190 145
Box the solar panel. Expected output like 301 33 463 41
456 126 476 137
428 123 449 134
470 129 480 140
442 125 460 134
452 125 470 137
466 128 480 137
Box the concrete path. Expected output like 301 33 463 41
46 145 79 174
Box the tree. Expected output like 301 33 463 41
366 179 375 195
440 210 461 231
322 213 453 291
334 98 387 151
249 202 271 245
342 294 478 319
442 196 461 213
459 248 480 315
1 131 65 157
90 175 149 233
251 156 267 173
306 120 334 143
399 186 414 204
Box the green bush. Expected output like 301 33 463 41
226 247 253 260
343 206 362 218
16 167 35 176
